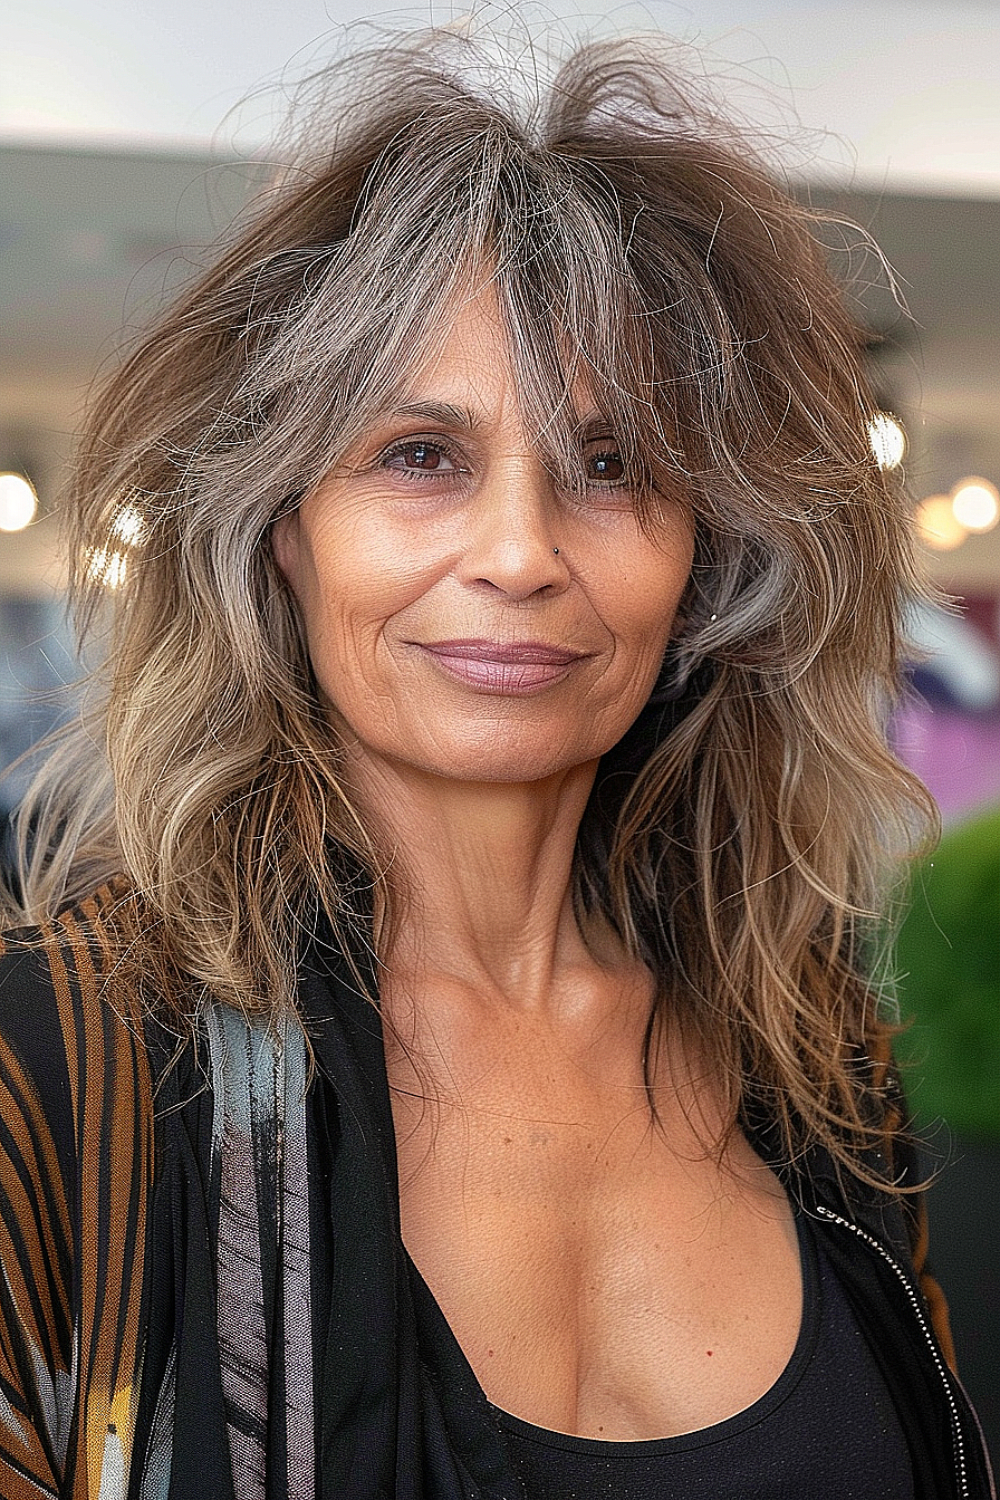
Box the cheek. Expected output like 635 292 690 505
289 518 449 703
610 531 694 661
286 504 399 629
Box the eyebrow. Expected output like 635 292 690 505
389 401 482 430
387 401 614 439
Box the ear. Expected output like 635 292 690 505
271 509 302 592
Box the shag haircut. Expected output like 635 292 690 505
7 29 934 1183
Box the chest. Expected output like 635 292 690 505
387 1025 802 1440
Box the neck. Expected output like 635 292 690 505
349 751 609 1009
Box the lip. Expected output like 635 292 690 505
414 638 590 694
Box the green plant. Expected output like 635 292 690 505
893 803 1000 1138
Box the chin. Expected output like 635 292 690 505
387 723 617 787
433 758 581 786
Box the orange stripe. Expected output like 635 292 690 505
48 893 152 1499
0 950 65 1494
0 1082 67 1373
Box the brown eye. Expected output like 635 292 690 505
587 448 627 485
384 440 455 473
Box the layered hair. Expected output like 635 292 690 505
7 31 933 1181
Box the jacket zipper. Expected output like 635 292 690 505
814 1203 969 1499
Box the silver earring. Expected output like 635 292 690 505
553 547 560 555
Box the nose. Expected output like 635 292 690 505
457 454 570 601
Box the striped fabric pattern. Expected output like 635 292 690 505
0 891 152 1500
0 893 314 1500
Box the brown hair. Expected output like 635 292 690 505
7 29 933 1182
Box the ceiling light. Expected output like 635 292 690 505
914 495 967 551
111 502 145 545
951 477 999 534
868 412 906 471
87 546 128 588
0 472 38 532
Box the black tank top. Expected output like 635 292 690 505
489 1212 915 1499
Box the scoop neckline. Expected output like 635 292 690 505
407 1206 821 1452
412 1208 820 1454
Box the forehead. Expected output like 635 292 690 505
398 284 511 412
388 280 601 435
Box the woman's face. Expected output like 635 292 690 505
272 287 694 788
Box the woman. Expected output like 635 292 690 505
0 30 991 1500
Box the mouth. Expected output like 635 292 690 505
413 638 590 694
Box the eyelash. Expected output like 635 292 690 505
374 435 632 492
378 438 464 483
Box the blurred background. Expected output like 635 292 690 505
1 0 997 1459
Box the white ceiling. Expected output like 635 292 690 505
2 0 999 196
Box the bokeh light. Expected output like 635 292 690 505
951 477 1000 534
87 546 128 588
0 473 39 532
915 495 967 551
868 412 906 471
111 502 145 545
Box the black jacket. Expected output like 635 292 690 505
0 893 993 1498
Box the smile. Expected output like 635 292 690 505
414 639 589 694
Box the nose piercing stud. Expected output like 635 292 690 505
553 547 560 555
